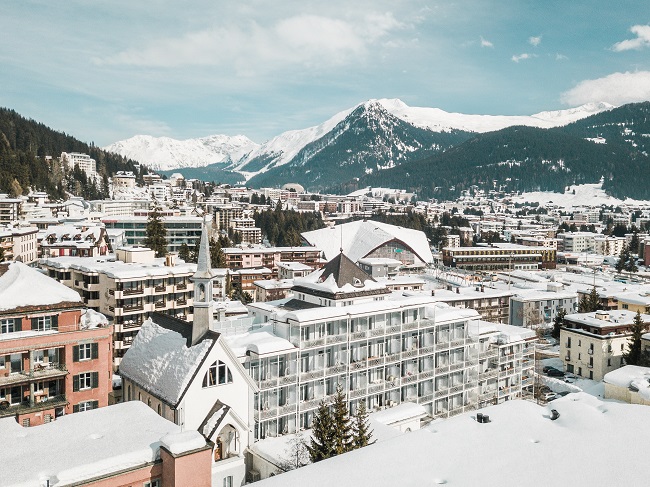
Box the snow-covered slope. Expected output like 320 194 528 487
378 99 615 133
104 99 615 175
103 134 259 172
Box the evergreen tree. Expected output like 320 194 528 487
307 401 336 463
331 385 353 455
178 243 191 262
209 237 226 268
616 244 630 274
143 206 167 257
552 308 566 340
352 400 374 449
623 311 647 366
629 231 640 256
587 287 601 312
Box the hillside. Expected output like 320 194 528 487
347 102 650 200
246 101 474 190
0 108 143 199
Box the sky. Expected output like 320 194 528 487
2 1 650 147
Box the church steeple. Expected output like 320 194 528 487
190 217 214 344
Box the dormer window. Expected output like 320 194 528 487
353 278 362 287
202 360 233 387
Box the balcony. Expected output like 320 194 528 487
154 285 166 293
176 283 187 290
0 364 68 387
123 288 144 296
325 333 347 345
0 394 67 418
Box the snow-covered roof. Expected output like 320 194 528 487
370 402 427 426
0 261 81 312
41 255 196 279
119 318 215 405
0 401 205 487
565 309 650 328
604 365 650 401
225 324 296 357
301 220 433 264
255 394 650 487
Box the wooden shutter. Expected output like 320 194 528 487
73 375 80 392
14 318 21 332
73 346 79 362
92 400 99 409
91 372 99 389
31 318 38 330
91 343 99 360
52 315 58 330
73 404 79 413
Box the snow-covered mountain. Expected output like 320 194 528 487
104 99 615 176
103 134 259 172
378 99 615 133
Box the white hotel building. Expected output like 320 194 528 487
218 252 535 441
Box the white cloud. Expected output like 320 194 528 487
95 13 405 72
561 71 650 106
529 36 542 47
611 24 650 51
511 53 533 63
555 53 568 61
480 36 493 48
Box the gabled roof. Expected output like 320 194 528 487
320 252 376 288
119 318 216 406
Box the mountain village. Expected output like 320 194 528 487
3 126 650 486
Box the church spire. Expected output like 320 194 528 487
190 216 214 345
194 217 215 280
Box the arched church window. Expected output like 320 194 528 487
203 360 233 387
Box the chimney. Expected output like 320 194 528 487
456 287 460 294
165 252 177 267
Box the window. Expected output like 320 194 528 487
203 361 233 387
74 343 98 362
22 418 30 427
75 400 98 412
143 480 161 487
32 315 58 331
223 476 233 487
0 318 17 334
73 372 99 391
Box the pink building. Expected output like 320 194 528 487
0 262 113 426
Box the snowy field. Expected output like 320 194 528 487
513 182 649 210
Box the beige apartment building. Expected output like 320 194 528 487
40 248 196 369
560 309 650 381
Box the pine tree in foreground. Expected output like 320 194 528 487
623 311 647 366
307 401 336 463
352 399 374 449
331 385 353 455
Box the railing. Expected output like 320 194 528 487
300 370 323 382
369 328 385 337
0 394 67 417
280 375 297 385
279 404 297 415
154 285 166 292
403 321 419 331
449 362 465 372
419 370 435 380
325 365 346 376
302 338 326 349
350 388 366 399
176 299 187 306
260 378 278 389
481 368 498 379
326 334 347 345
402 349 418 359
418 393 434 403
368 383 384 394
368 357 384 367
385 352 401 363
351 331 368 341
154 301 166 309
435 365 449 375
123 304 144 312
401 374 418 384
350 360 367 371
450 338 465 348
385 325 401 334
176 283 187 290
123 288 144 296
434 388 449 398
420 345 435 355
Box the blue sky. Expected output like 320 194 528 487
2 1 650 146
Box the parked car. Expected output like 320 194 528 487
542 365 558 373
544 392 559 401
546 368 565 377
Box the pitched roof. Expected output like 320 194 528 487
319 252 376 288
301 220 433 264
119 318 216 406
